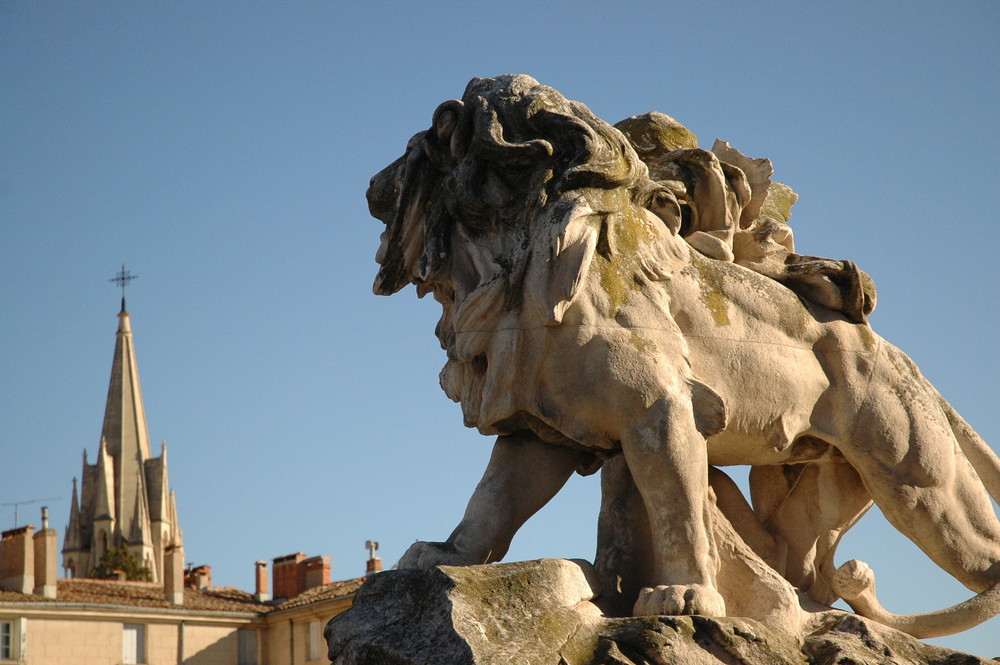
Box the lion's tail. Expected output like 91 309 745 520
833 559 1000 638
941 394 1000 505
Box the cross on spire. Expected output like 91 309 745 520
109 263 138 312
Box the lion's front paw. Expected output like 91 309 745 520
633 584 727 617
395 541 480 570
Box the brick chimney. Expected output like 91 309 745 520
33 507 57 598
254 560 270 602
0 526 35 594
272 552 305 600
272 552 330 600
365 540 382 577
164 544 184 605
185 565 211 590
302 555 330 591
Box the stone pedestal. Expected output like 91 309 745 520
326 559 994 665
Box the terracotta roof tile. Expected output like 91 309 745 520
0 577 364 614
273 577 364 610
0 580 268 614
64 579 273 613
0 590 56 603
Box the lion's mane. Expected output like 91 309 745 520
372 74 652 296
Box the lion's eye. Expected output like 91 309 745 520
482 171 512 203
495 166 529 190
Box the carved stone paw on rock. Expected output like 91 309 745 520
632 583 727 617
395 541 479 570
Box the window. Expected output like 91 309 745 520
0 621 10 660
307 620 322 661
237 629 258 665
1 620 24 661
123 623 144 664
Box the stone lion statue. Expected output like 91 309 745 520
368 74 1000 637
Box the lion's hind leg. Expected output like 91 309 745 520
749 454 872 605
837 348 1000 596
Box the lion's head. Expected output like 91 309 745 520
368 74 651 296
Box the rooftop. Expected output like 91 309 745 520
272 577 365 611
0 577 365 615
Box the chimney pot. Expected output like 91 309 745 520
254 560 270 603
365 540 382 576
302 555 331 592
164 544 184 605
184 565 211 590
33 520 57 598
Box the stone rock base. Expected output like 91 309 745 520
325 559 994 665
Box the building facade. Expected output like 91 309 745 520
0 528 363 665
0 296 371 664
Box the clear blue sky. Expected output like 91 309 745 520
2 1 998 655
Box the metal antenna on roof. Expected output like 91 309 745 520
109 263 138 312
1 497 60 529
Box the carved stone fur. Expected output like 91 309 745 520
369 74 1000 637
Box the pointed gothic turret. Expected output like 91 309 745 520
62 299 182 583
127 472 155 575
168 490 184 549
92 437 117 524
63 478 82 556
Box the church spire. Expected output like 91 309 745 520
100 282 152 540
63 279 184 583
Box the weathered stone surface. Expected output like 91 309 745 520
326 561 996 665
325 559 603 665
803 614 994 665
615 111 699 157
591 615 806 665
368 73 1000 639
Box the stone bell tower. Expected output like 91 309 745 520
61 267 183 583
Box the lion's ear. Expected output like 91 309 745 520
649 188 683 236
433 100 464 145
